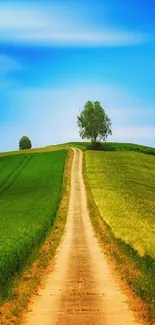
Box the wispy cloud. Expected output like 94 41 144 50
0 3 149 46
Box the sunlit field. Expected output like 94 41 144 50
86 151 155 258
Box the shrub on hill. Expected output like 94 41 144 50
19 136 32 150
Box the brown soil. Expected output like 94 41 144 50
24 148 142 325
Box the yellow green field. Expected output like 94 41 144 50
86 151 155 258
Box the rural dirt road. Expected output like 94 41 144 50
25 148 141 325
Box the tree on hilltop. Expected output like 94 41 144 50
77 101 112 148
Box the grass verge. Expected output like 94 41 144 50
83 151 155 325
0 149 73 325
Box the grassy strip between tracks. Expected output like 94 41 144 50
0 149 73 325
83 152 155 325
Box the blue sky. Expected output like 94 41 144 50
0 0 155 151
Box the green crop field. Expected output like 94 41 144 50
86 151 155 258
0 150 66 300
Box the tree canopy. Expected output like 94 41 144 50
19 136 32 150
77 101 112 145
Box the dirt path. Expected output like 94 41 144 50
25 148 141 325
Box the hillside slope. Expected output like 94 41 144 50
66 142 155 155
1 142 155 157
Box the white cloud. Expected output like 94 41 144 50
14 30 146 47
0 3 149 46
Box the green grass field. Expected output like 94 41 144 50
0 150 66 300
86 151 155 258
